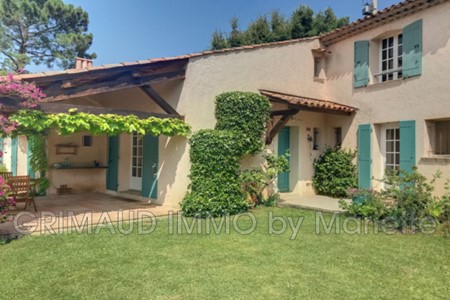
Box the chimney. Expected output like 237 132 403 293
362 0 378 16
75 57 93 69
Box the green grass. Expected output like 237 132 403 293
1 207 449 299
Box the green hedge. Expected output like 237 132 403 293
312 147 357 198
181 130 247 217
215 92 271 155
181 92 271 217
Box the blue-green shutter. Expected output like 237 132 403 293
277 127 290 192
354 41 370 88
27 138 35 179
403 19 422 78
400 120 416 172
11 137 18 176
358 124 371 189
0 138 3 165
106 136 120 191
142 135 159 199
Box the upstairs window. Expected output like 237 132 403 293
380 34 403 82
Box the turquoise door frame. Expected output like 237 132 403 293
106 136 120 191
277 126 290 192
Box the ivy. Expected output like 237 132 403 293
181 92 271 217
181 130 248 217
9 109 191 137
28 134 49 195
215 92 271 155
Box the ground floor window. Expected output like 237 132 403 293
435 120 450 155
384 127 400 172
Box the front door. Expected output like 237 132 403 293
130 132 143 191
277 126 290 192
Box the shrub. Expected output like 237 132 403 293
181 91 271 217
339 189 388 219
313 147 357 198
240 152 289 205
381 168 437 227
0 176 15 224
181 130 248 217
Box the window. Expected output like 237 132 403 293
82 135 92 147
334 127 342 148
379 34 403 82
435 120 450 155
385 128 400 171
313 128 319 150
314 58 321 77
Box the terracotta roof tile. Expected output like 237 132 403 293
320 0 448 45
260 90 357 114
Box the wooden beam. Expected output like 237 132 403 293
270 109 299 117
266 114 294 145
39 103 184 120
42 70 186 102
140 85 180 116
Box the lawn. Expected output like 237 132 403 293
1 207 449 299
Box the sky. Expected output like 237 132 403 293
31 0 401 72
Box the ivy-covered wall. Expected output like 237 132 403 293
181 92 271 217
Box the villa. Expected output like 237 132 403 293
1 0 449 208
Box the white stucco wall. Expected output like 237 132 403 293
325 1 450 193
39 1 450 205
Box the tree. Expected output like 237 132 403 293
0 0 96 72
210 5 349 50
290 5 314 39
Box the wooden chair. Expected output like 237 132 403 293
8 176 37 212
0 172 13 182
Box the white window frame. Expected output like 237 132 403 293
378 34 403 82
381 123 400 177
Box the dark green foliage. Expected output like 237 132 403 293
215 92 271 155
181 130 248 217
210 6 349 50
339 190 388 219
182 92 271 217
0 0 96 71
313 147 357 198
28 134 49 195
240 152 289 205
341 169 450 232
382 168 441 227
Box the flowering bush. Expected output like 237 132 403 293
0 176 15 223
0 72 45 135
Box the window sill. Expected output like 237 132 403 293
420 156 450 163
354 75 421 90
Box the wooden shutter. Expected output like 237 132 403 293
354 41 370 88
400 120 416 172
277 127 290 192
358 124 371 189
142 135 159 199
106 135 120 191
403 20 422 78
